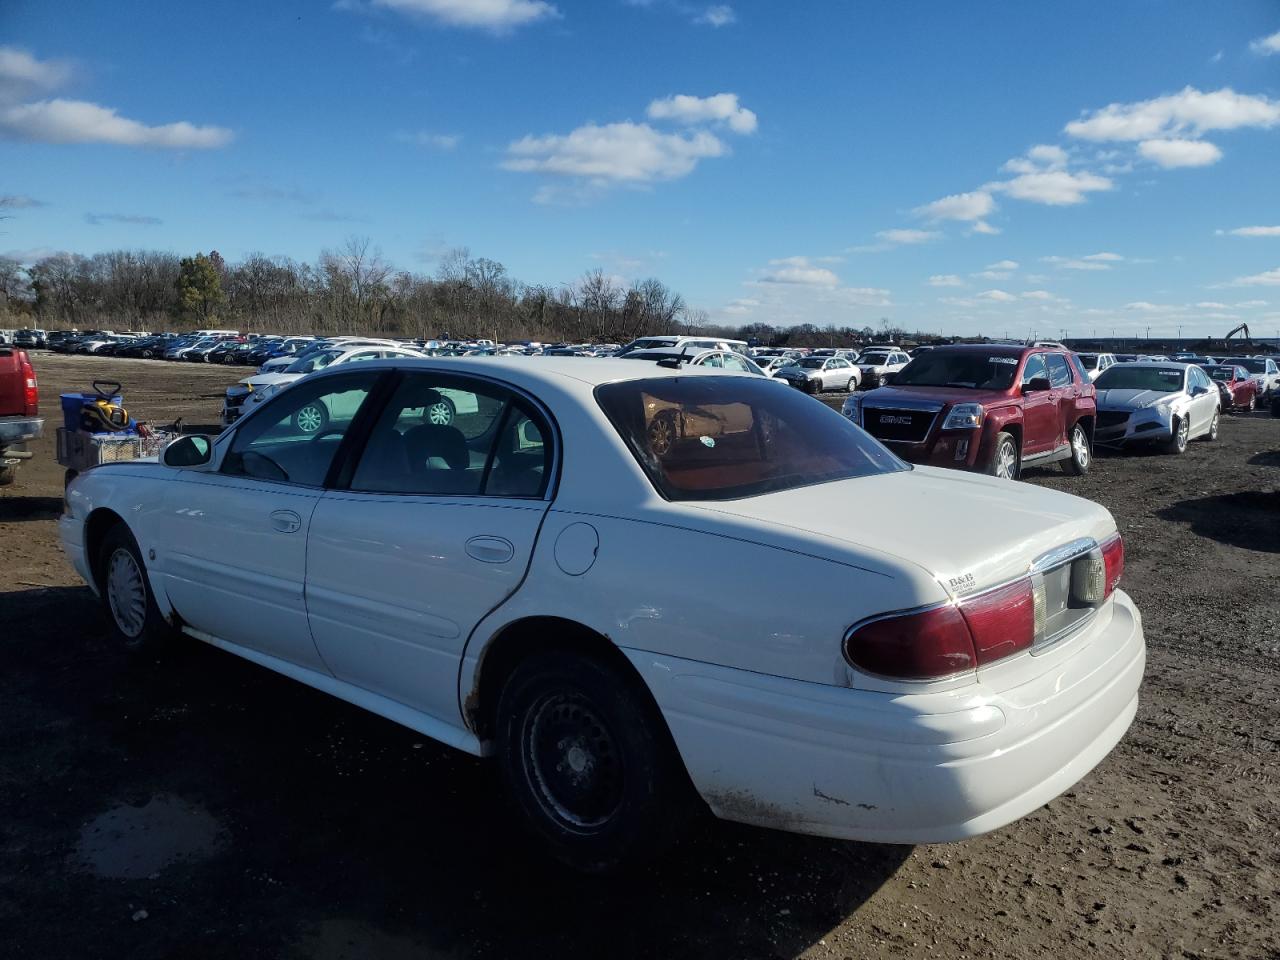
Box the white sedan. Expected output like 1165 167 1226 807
60 358 1144 871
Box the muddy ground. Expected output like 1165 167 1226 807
2 352 1277 960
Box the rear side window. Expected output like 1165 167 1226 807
596 376 906 502
1046 353 1072 387
349 373 549 498
1069 354 1091 380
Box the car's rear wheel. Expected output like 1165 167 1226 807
495 652 692 874
1246 392 1256 412
647 410 678 456
1163 416 1189 454
986 431 1020 480
1062 422 1091 475
426 396 456 426
1204 410 1220 441
98 524 178 651
846 377 856 392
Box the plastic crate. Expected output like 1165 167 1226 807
57 428 180 471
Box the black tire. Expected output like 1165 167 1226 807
985 431 1020 480
1272 396 1280 418
846 377 856 392
425 395 456 427
647 410 679 457
97 524 179 651
1162 416 1189 455
1061 422 1091 475
495 652 693 874
0 464 15 486
1246 392 1256 412
291 401 330 435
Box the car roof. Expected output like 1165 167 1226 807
915 343 1033 357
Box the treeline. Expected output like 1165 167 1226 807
0 239 694 344
0 237 934 346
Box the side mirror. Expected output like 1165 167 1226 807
1190 385 1207 397
162 434 213 468
1022 377 1051 394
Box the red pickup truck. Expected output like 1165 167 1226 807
842 343 1097 480
0 346 43 485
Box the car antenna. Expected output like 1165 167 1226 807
657 343 693 370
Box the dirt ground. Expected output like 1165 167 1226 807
2 352 1277 960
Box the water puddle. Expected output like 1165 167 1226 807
75 794 226 879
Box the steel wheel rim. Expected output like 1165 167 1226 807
106 548 147 639
296 405 324 433
996 440 1017 479
1072 426 1089 468
1177 418 1189 448
522 691 623 832
427 401 453 426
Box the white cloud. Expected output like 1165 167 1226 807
978 289 1017 302
1083 251 1124 261
1138 137 1222 168
1002 143 1068 174
1195 301 1230 309
1235 299 1267 307
1229 266 1280 286
1022 290 1054 300
0 46 72 102
914 189 995 222
1250 30 1280 55
394 130 461 150
646 93 756 134
1224 225 1280 237
1125 301 1177 311
990 169 1113 205
1042 255 1113 271
986 259 1019 270
0 98 232 148
85 212 161 226
969 220 1000 235
759 256 839 286
877 228 940 245
927 274 965 287
722 296 759 314
1065 86 1280 141
695 4 736 27
504 121 725 182
372 0 558 31
972 270 1010 280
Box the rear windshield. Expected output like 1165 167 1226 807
1225 358 1265 373
596 376 906 501
1205 366 1234 381
891 352 1020 390
1078 354 1098 369
1095 366 1184 392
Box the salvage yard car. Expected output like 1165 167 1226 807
1203 363 1259 413
773 354 860 393
843 342 1096 480
60 357 1145 872
1093 361 1219 453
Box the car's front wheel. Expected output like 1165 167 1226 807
1163 416 1189 454
986 431 1020 480
495 653 692 874
98 524 178 650
1062 422 1091 475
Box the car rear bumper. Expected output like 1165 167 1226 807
624 590 1144 843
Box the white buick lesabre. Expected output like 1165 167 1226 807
59 357 1144 871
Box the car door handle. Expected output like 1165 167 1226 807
465 536 515 564
269 509 302 534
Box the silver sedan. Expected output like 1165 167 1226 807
774 356 860 393
1092 361 1220 453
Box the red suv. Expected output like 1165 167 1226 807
841 343 1096 480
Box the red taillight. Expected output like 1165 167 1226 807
844 603 976 679
845 578 1038 680
960 578 1036 666
1101 533 1124 598
21 358 38 415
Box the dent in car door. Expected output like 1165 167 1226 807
304 375 554 724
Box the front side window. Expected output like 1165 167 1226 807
349 373 549 497
222 372 379 486
1021 354 1048 387
1046 353 1072 387
596 376 906 502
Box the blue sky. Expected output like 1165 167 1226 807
2 0 1279 337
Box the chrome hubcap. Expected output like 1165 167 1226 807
1072 427 1089 468
296 405 323 433
106 548 147 639
996 441 1017 479
427 401 453 426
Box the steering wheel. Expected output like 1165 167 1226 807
309 427 346 444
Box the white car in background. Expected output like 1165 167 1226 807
773 355 860 392
61 357 1142 872
1076 352 1117 381
1092 361 1220 453
620 348 777 378
855 347 911 388
223 344 457 427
